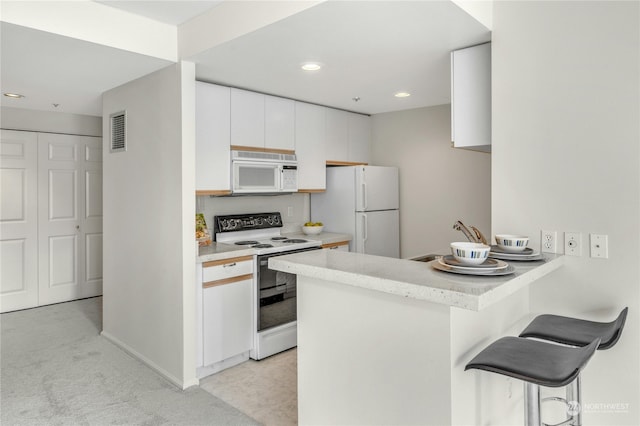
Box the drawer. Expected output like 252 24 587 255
202 255 253 285
322 241 349 251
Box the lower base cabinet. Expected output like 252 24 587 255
197 255 254 378
203 278 253 366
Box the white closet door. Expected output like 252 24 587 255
0 130 38 313
38 133 102 305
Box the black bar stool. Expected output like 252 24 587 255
518 307 628 425
465 337 600 426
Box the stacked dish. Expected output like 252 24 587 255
432 255 515 276
489 246 544 261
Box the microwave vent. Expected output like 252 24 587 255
232 150 297 163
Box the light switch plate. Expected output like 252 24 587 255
590 234 608 258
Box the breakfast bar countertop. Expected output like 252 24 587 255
269 250 564 311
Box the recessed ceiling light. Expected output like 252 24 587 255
4 93 25 99
394 92 411 98
301 62 322 71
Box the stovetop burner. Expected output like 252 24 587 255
252 244 274 248
283 239 307 243
235 240 259 245
271 237 288 241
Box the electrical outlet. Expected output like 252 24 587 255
590 234 608 258
287 206 293 217
564 232 582 256
541 230 557 253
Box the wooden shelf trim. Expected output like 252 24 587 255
297 189 326 193
196 190 232 196
203 255 253 268
326 161 369 166
230 145 295 156
322 241 349 249
203 273 253 289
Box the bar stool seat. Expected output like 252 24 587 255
466 337 600 426
519 307 628 350
465 336 600 388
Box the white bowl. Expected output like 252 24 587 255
450 242 490 265
495 234 529 252
302 225 323 235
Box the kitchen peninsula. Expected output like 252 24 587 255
270 250 564 425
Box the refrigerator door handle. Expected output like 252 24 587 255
362 213 368 246
362 182 368 210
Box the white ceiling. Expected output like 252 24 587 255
192 1 490 114
0 1 490 117
94 1 222 25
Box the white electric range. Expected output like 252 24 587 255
214 212 321 359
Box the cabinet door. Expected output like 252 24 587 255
203 278 253 366
325 108 348 163
295 102 326 191
231 88 265 149
0 130 38 313
347 113 371 164
38 133 103 306
196 82 231 194
451 42 491 151
265 95 295 152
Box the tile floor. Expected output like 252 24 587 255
199 348 298 426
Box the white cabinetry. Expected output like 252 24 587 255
451 42 491 152
295 102 326 192
198 255 254 376
325 108 348 162
265 95 295 152
347 112 371 164
325 108 371 165
196 82 231 195
231 89 295 153
231 88 265 150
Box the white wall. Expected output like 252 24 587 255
102 62 197 389
1 106 102 136
492 2 639 424
371 105 491 258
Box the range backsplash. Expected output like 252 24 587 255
196 193 310 235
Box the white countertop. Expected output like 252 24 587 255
197 232 352 263
269 250 564 311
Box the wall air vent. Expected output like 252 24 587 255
110 111 127 152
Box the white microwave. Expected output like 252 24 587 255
231 151 298 194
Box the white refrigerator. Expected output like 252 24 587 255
311 166 400 258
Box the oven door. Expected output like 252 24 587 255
256 246 321 332
232 161 281 193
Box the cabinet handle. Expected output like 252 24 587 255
223 262 237 268
330 246 338 250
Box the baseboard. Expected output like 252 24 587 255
196 351 250 379
101 330 198 390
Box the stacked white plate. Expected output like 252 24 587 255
432 255 515 276
489 245 544 261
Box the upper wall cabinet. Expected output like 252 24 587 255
295 102 326 192
231 89 295 153
196 82 231 195
451 42 491 153
325 109 371 165
231 88 265 150
265 95 295 152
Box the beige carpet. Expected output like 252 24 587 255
199 349 297 426
1 297 259 426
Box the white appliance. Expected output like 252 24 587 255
231 150 298 194
311 166 400 258
214 212 321 360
